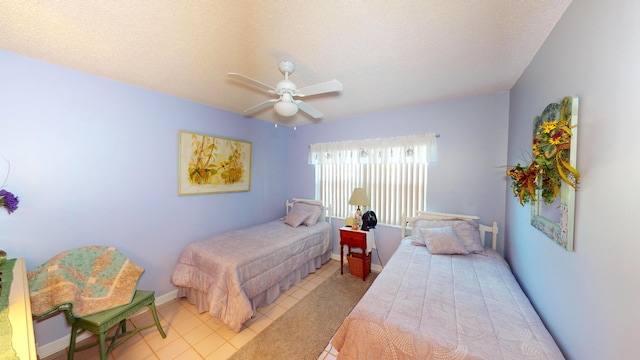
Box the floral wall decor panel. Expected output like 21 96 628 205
0 156 19 214
507 96 579 250
178 130 252 195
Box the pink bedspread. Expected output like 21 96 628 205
171 219 331 331
332 238 564 359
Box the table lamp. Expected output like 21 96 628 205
348 188 370 229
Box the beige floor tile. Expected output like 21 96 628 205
171 312 205 336
176 297 200 314
161 305 198 327
324 352 338 360
260 303 288 320
71 344 110 360
205 343 238 360
111 340 154 360
174 347 205 360
154 337 192 359
203 316 227 332
182 322 215 346
228 328 257 349
289 287 311 300
143 326 181 351
282 284 300 297
216 325 240 341
309 274 325 285
247 313 274 333
276 295 300 310
156 300 183 315
193 331 227 357
302 280 321 292
256 301 279 315
108 331 145 357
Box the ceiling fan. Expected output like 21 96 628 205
228 60 343 119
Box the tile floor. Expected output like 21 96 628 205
41 260 341 360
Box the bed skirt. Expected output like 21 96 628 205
177 250 332 324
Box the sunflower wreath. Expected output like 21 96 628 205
507 96 580 206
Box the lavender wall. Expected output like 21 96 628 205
288 92 510 265
0 50 291 345
506 0 640 358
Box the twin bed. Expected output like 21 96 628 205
170 199 331 331
171 202 564 359
332 211 565 359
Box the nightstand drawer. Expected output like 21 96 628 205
340 230 366 248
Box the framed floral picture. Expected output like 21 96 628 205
178 130 252 195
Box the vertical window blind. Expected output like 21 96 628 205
309 133 437 226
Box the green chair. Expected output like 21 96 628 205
36 290 166 360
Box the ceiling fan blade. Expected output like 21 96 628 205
296 79 343 97
228 73 277 94
294 100 324 118
245 99 279 114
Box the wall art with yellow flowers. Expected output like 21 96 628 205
506 96 579 250
178 130 252 195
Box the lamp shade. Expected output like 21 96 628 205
348 188 370 207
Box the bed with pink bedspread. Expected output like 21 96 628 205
332 212 564 359
170 199 331 331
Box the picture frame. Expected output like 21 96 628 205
178 130 252 195
530 96 579 251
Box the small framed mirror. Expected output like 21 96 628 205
530 96 579 251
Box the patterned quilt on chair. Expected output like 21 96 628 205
28 246 144 317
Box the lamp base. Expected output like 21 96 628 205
354 207 362 228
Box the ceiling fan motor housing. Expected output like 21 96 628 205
277 79 297 92
278 60 295 75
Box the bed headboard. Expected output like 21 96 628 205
286 198 332 224
401 211 499 250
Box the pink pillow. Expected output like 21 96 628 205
292 202 323 226
284 206 310 228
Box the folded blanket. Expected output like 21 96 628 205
28 246 144 317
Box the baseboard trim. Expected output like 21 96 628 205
36 290 179 358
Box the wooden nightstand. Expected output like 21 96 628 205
339 228 374 280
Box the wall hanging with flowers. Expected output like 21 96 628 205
0 156 19 214
506 96 580 250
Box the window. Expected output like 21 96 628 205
309 133 437 226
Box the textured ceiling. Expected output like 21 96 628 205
0 1 571 126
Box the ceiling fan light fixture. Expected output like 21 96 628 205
274 99 299 117
228 60 342 119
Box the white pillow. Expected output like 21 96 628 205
292 202 323 226
417 226 469 255
412 219 484 253
284 206 311 228
410 236 426 247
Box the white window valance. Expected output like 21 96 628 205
308 133 438 165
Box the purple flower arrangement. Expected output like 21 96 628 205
0 189 19 214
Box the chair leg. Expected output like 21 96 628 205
98 332 107 360
148 302 167 338
68 326 78 360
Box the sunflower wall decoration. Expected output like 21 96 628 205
506 96 580 250
178 130 252 195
